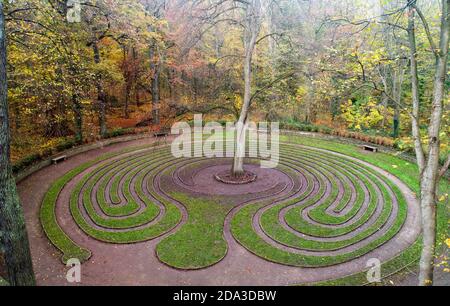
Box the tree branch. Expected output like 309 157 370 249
250 71 296 104
438 154 450 179
413 4 439 58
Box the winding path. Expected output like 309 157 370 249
18 136 421 285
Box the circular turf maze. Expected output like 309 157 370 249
40 140 419 278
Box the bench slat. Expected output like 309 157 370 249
363 145 378 152
52 156 67 164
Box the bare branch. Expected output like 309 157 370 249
439 154 450 179
413 4 439 58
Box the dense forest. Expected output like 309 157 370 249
3 0 448 166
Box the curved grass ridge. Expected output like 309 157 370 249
41 154 109 264
39 135 444 285
230 144 408 267
155 158 237 269
278 135 448 285
156 160 300 270
40 144 181 263
268 148 398 248
156 192 230 270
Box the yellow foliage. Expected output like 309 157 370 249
340 99 385 131
234 94 243 110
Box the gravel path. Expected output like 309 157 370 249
18 136 423 286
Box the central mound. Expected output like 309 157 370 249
214 169 257 185
173 159 292 196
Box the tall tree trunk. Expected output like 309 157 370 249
72 93 83 143
418 0 449 286
0 3 35 286
393 105 400 138
124 87 130 119
151 66 160 125
93 42 107 138
379 68 390 129
149 42 160 125
408 0 450 286
122 46 131 119
135 87 141 107
132 47 141 107
408 6 426 172
381 93 388 128
392 60 406 139
232 0 262 177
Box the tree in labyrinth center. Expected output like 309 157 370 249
232 0 263 177
0 1 35 286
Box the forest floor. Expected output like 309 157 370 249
13 134 449 286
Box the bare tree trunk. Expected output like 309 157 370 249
0 3 36 286
122 46 135 119
72 93 83 144
393 103 400 138
407 0 450 286
93 42 107 138
232 0 262 177
418 0 449 286
132 47 141 107
124 86 130 119
439 155 450 179
150 41 161 125
392 60 406 138
135 87 141 107
381 93 388 128
407 6 426 173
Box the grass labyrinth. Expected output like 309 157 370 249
40 136 440 283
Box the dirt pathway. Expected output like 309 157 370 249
18 137 423 286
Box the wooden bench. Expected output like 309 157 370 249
52 155 67 165
362 145 378 153
154 131 169 138
153 129 171 144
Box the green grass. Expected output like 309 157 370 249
277 135 448 284
259 150 402 251
309 238 422 286
40 144 181 263
0 277 8 286
156 160 302 270
74 151 170 229
279 135 448 238
231 195 407 267
231 142 408 263
156 192 231 269
39 133 448 284
68 149 182 243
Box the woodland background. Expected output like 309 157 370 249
4 0 449 171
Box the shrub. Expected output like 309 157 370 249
56 139 76 152
12 153 41 173
41 148 54 159
319 127 332 135
105 128 135 139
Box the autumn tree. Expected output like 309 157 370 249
0 1 35 286
406 0 449 286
